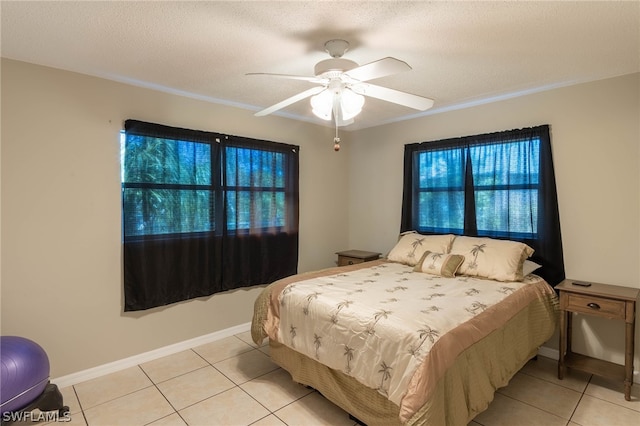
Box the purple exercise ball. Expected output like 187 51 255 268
0 336 50 415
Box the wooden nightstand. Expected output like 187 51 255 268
336 250 381 266
557 279 639 401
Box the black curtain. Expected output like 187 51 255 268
122 120 299 311
401 125 565 286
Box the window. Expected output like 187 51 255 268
401 125 564 285
121 134 292 237
121 120 299 311
122 134 214 238
224 145 288 231
414 138 539 238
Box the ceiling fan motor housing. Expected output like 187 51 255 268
324 39 350 58
314 58 359 78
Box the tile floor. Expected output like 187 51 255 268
39 332 640 425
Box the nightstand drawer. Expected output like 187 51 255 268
337 256 365 266
564 293 626 320
336 250 381 267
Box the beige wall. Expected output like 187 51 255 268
2 59 639 380
0 59 351 377
348 73 640 369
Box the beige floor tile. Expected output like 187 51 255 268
157 365 236 410
273 392 355 426
83 386 174 426
497 371 582 419
147 412 187 426
472 393 567 426
250 414 287 426
520 356 591 393
213 349 279 385
178 387 270 426
59 386 82 414
258 344 271 357
571 394 640 426
585 375 640 411
50 342 640 426
235 330 267 348
73 366 152 409
140 350 208 384
240 368 314 411
192 336 255 364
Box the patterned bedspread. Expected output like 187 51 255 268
253 259 558 423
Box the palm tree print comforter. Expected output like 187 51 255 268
253 259 558 423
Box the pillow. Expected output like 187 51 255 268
413 251 465 278
523 260 542 277
387 232 456 266
450 236 534 282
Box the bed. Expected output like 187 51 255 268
251 233 559 426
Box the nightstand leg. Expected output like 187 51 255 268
567 311 573 353
559 310 567 380
624 321 634 401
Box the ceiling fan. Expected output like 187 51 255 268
248 39 434 127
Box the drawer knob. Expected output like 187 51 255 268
587 302 601 310
348 260 354 265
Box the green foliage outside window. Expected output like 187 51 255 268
121 133 288 238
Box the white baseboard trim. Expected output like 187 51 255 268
537 345 559 360
52 322 251 389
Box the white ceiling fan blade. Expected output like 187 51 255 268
246 72 325 84
344 57 412 82
351 83 434 111
255 86 325 117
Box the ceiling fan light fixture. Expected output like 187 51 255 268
339 88 365 121
310 89 333 121
311 87 364 123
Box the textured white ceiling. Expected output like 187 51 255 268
1 1 639 130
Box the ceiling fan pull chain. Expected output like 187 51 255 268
334 114 340 152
